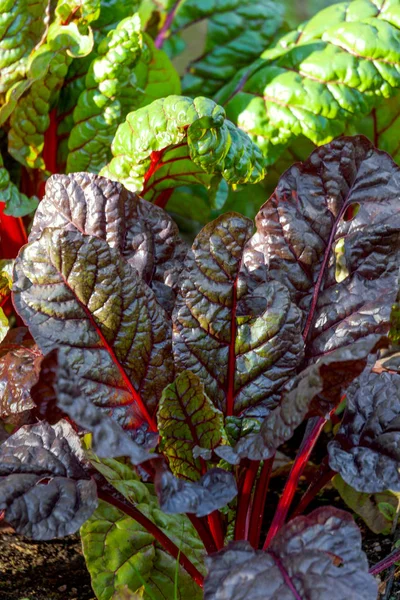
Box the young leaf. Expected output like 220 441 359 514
81 500 204 600
328 368 400 493
162 0 284 97
333 474 400 535
154 462 237 517
247 136 400 361
215 1 400 164
30 173 187 314
173 211 304 417
13 227 173 431
204 507 377 599
157 370 225 481
216 337 382 463
100 95 267 202
0 338 42 420
0 420 98 539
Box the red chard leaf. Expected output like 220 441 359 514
13 228 173 432
204 507 377 599
0 420 98 539
328 367 400 493
30 173 187 314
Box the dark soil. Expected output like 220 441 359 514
0 526 95 600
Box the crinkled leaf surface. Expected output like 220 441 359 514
0 420 98 539
216 0 400 164
204 507 377 600
0 0 48 95
30 173 187 314
100 95 266 202
81 497 204 600
173 211 304 417
328 367 400 493
157 370 225 481
0 337 42 419
164 0 284 97
216 337 382 463
247 136 400 362
55 358 153 463
154 462 237 517
7 6 95 169
13 227 173 431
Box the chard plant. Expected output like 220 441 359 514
1 1 400 599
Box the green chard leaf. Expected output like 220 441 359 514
0 0 48 96
100 95 267 203
159 0 284 98
6 1 97 169
215 0 400 165
157 370 225 481
67 17 180 173
0 150 38 216
81 498 204 600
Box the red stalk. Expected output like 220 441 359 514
207 511 225 550
188 515 217 554
263 417 327 550
0 203 28 258
290 458 336 519
234 460 259 540
153 188 173 209
369 547 400 576
248 455 274 548
226 275 238 417
98 490 204 588
43 109 58 175
154 0 184 48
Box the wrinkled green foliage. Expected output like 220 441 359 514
0 151 37 216
101 95 267 202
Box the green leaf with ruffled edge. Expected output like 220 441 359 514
0 0 48 96
157 370 225 482
159 0 284 98
0 151 38 216
215 0 400 165
5 0 97 169
67 17 180 173
100 95 266 203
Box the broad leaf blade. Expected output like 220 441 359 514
157 370 225 481
249 136 400 361
216 2 400 164
204 507 377 599
13 228 173 431
81 499 204 600
173 212 304 416
0 420 98 539
328 367 400 493
30 173 186 314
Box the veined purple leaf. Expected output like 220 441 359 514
217 337 384 463
154 461 237 518
173 212 304 417
13 228 173 432
247 136 400 361
204 507 377 599
30 173 187 314
0 420 98 539
157 370 225 481
328 367 400 493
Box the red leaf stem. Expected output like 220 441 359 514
154 0 184 49
0 204 28 258
369 547 400 576
98 490 204 588
234 460 259 540
188 514 218 554
290 458 336 520
263 417 327 550
207 510 225 550
248 455 275 548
